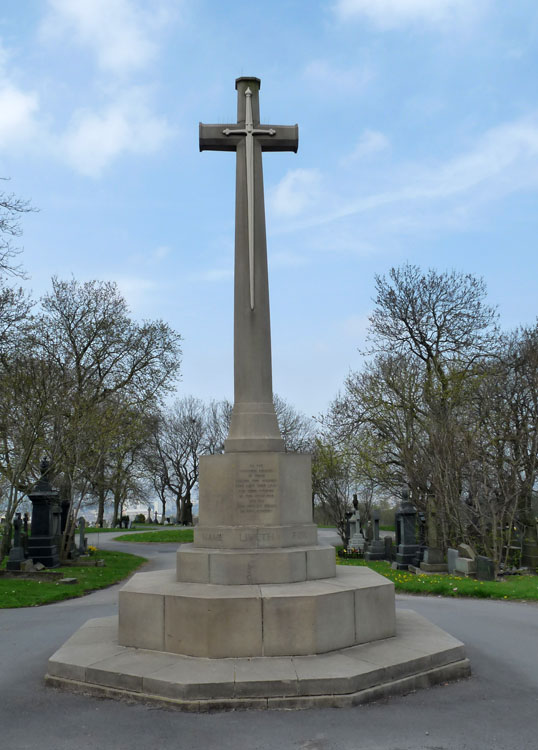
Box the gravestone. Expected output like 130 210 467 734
421 496 445 567
348 504 366 551
392 488 420 570
364 510 385 561
27 458 60 568
447 547 459 574
476 555 495 581
78 517 87 555
455 543 476 576
6 513 26 571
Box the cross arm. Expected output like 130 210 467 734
258 124 299 153
199 123 242 152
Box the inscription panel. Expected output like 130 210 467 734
236 462 278 518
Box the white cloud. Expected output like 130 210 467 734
43 0 173 75
0 42 41 150
0 83 39 148
345 130 389 162
61 88 174 177
270 168 322 218
303 60 372 94
333 0 486 29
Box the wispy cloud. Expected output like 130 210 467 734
344 130 390 162
42 0 174 75
269 168 323 218
272 114 538 236
61 88 174 177
332 0 487 29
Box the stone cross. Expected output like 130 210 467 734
200 77 298 453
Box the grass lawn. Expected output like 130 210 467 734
338 557 538 601
85 524 173 534
114 529 194 543
0 549 147 608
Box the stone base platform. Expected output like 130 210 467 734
46 610 470 711
118 567 396 658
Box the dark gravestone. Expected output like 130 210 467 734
384 535 394 561
27 458 60 568
392 488 420 570
364 510 385 561
6 513 26 571
78 517 87 555
411 511 427 567
476 555 495 581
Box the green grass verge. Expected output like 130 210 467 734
114 529 194 543
0 549 147 608
380 525 395 532
85 524 176 534
337 557 538 601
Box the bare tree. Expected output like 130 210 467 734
0 185 36 279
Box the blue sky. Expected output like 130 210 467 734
0 0 537 418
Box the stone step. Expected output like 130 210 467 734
46 609 470 710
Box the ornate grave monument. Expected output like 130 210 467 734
46 77 469 708
27 458 60 568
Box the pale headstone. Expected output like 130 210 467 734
458 543 476 560
447 547 459 574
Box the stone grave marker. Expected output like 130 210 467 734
78 517 87 555
365 510 385 560
27 459 60 568
447 547 459 574
476 555 495 581
6 513 26 571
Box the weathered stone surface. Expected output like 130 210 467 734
455 557 476 576
476 555 495 581
195 452 314 547
423 547 444 565
458 543 476 560
177 544 335 585
118 567 395 658
447 547 459 574
47 609 470 710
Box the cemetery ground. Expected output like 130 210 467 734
0 532 537 750
3 527 537 607
0 548 147 607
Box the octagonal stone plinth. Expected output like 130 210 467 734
118 566 395 658
47 609 470 710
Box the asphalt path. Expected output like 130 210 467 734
1 531 537 750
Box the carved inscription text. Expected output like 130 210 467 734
236 463 277 516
